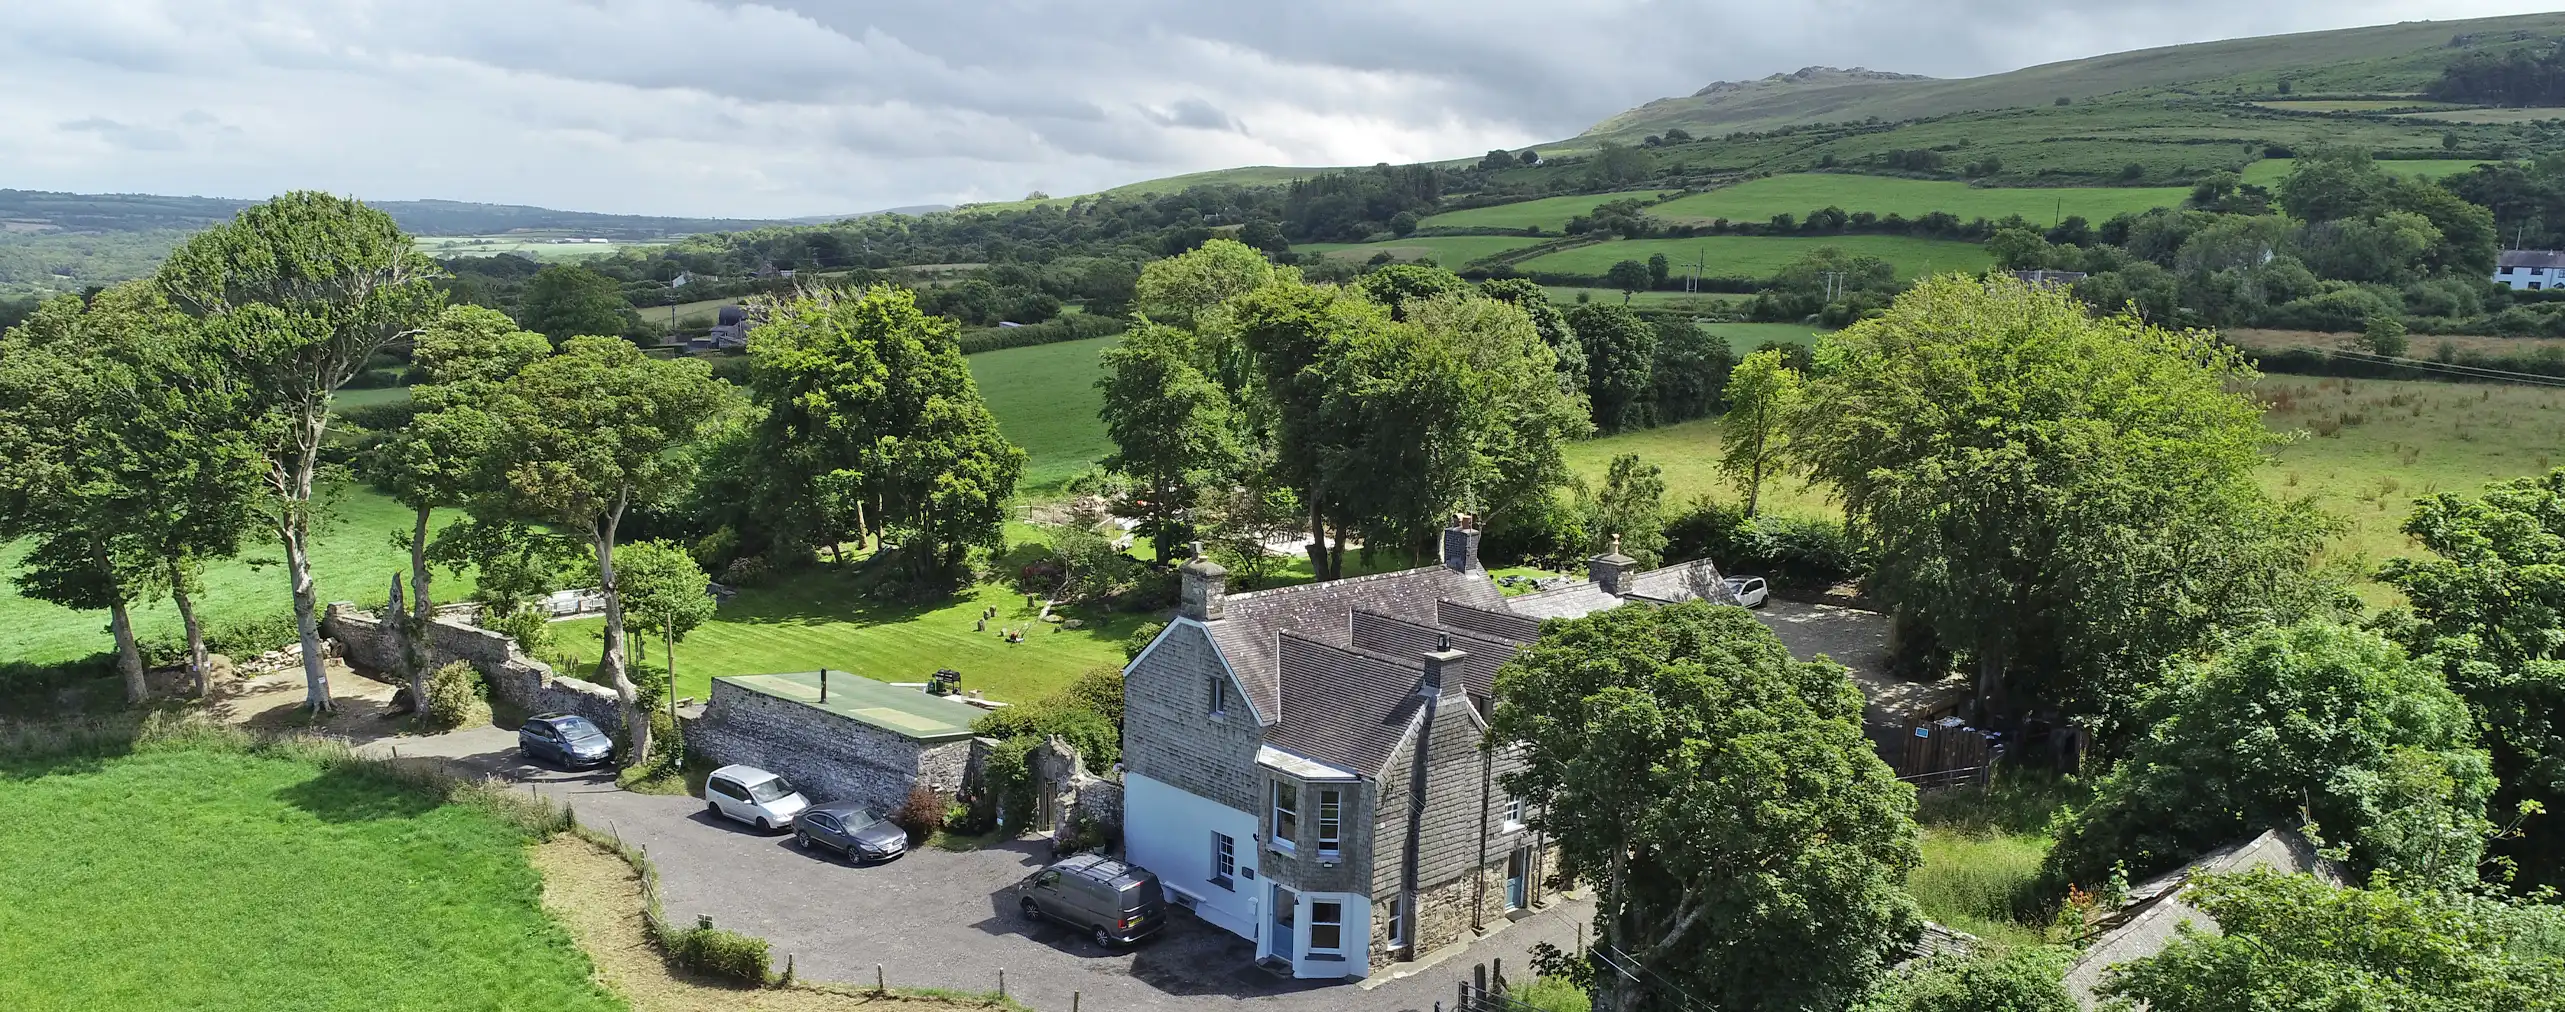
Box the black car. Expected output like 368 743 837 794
1017 854 1167 947
518 713 613 768
793 802 910 863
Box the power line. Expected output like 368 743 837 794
2308 347 2565 388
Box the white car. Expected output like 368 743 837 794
704 765 811 832
1722 576 1770 609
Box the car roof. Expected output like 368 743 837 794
708 764 780 784
806 801 877 816
1053 853 1152 885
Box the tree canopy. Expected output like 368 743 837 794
520 264 635 345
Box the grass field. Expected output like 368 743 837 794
637 296 732 329
331 385 414 411
2252 99 2452 112
2242 157 2490 185
967 333 1118 495
0 740 618 1012
2400 107 2565 124
1419 192 1677 232
1905 773 2086 947
1520 235 1992 280
414 236 663 261
1648 175 2193 226
1542 287 1742 313
1295 235 1546 266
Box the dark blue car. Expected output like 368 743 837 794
793 802 910 863
518 714 613 768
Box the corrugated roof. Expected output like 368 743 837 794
1205 564 1503 722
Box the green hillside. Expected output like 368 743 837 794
1518 234 1991 281
1296 235 1549 265
1648 176 2193 225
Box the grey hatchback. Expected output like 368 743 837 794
1017 854 1167 948
518 714 613 768
793 802 909 863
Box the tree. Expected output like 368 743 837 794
1519 148 1541 166
1098 323 1242 560
1606 259 1652 302
1481 277 1589 399
480 336 739 766
1133 238 1275 330
744 286 1023 581
519 264 632 346
1794 276 2334 724
1581 454 1667 568
363 305 549 705
1647 253 1671 288
1587 142 1652 188
158 192 444 711
2044 621 2494 894
1853 947 2077 1012
2383 468 2565 889
1566 303 1658 432
1353 263 1470 321
614 539 716 701
1718 349 1803 517
1987 227 2055 270
1494 602 1921 1012
1645 320 1733 425
2100 871 2565 1012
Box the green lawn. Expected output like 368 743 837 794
554 564 1148 705
2241 157 2489 186
967 333 1118 495
1294 235 1547 266
1420 192 1677 232
1543 287 1743 313
0 485 475 668
331 385 414 411
1649 175 2193 226
0 741 620 1012
1520 235 1991 281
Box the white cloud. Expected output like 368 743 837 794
0 0 2552 218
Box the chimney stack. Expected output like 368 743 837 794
1589 533 1637 597
1442 513 1482 574
1422 635 1467 697
1179 542 1227 621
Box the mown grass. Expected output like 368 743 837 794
0 740 620 1012
967 333 1119 496
1294 235 1547 265
1648 175 2192 227
1418 192 1678 232
2240 157 2489 186
1541 286 1743 313
1519 235 1992 280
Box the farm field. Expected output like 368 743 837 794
2400 107 2565 124
1419 192 1676 232
636 296 731 330
1520 234 1992 280
0 484 475 668
0 738 619 1012
1542 286 1743 312
2242 157 2489 186
2252 99 2453 112
967 333 1118 495
1295 235 1546 265
414 235 663 261
1648 175 2192 226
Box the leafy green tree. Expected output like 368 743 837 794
1717 349 1803 517
1352 263 1469 321
2044 621 2494 894
2383 468 2565 889
1987 227 2055 270
1586 141 1651 188
1645 320 1733 425
1480 277 1590 398
1098 323 1242 561
1795 276 2335 723
1606 259 1651 302
1853 947 2077 1012
2100 871 2565 1012
157 192 445 711
479 336 739 765
613 539 716 696
744 286 1023 581
1581 453 1667 568
1133 238 1274 330
519 264 633 345
1565 303 1657 432
362 305 548 703
1494 602 1921 1012
1231 279 1374 580
1647 253 1671 288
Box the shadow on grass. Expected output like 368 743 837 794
274 762 444 823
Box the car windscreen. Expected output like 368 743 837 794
748 777 798 803
555 717 605 740
839 808 880 830
1118 878 1163 912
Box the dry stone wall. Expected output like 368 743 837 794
320 603 624 733
682 677 973 812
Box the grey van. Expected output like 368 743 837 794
1015 854 1167 947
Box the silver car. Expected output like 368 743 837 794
703 765 810 832
1723 575 1770 608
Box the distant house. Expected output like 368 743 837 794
2494 249 2565 290
1120 517 1734 980
685 304 753 352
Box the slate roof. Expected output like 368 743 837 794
2064 828 2342 1007
1265 632 1436 777
1348 608 1522 701
1437 599 1542 642
2498 249 2565 269
1206 564 1504 722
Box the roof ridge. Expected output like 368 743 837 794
1278 628 1427 671
1220 562 1478 608
1349 607 1518 651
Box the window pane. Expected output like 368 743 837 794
1275 782 1298 840
1310 902 1342 951
1318 789 1341 850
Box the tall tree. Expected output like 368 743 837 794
1718 349 1804 517
157 193 444 711
1097 323 1242 561
1230 279 1378 580
1794 276 2333 724
1606 259 1651 302
1480 277 1589 399
480 336 738 766
1645 319 1733 426
1582 453 1668 568
1494 602 1922 1012
362 305 548 705
2383 468 2565 890
519 264 633 345
1132 237 1275 331
1565 302 1657 433
615 539 717 714
744 286 1023 581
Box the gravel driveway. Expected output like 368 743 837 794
363 726 1588 1012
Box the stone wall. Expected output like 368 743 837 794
321 603 624 732
684 677 973 812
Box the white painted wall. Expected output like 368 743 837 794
1124 772 1262 940
1263 888 1373 980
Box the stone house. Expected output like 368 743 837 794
1120 519 1731 980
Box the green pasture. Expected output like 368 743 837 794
1542 287 1743 313
636 296 732 329
967 333 1118 495
1295 236 1546 266
1648 175 2192 226
2242 157 2490 186
2252 99 2455 112
1520 235 1991 281
2400 107 2565 124
413 236 662 262
1419 192 1676 232
331 385 414 411
0 742 619 1012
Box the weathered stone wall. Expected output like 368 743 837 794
1122 621 1263 812
684 677 972 812
321 603 623 732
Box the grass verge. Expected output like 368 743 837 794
1906 770 2087 948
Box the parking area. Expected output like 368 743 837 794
362 725 1587 1012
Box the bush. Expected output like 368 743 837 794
1060 666 1125 729
891 785 947 843
661 923 771 985
1662 498 1868 591
418 661 487 731
718 554 773 587
971 700 1119 772
1851 947 2076 1012
483 606 555 659
1121 621 1165 661
954 312 1127 354
203 612 303 660
1515 974 1594 1012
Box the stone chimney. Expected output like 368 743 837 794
1178 542 1227 621
1441 513 1482 574
1589 533 1637 597
1422 633 1467 697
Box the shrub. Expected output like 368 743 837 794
661 923 771 985
971 700 1119 773
718 554 773 587
203 612 303 660
891 785 947 843
1662 498 1867 591
418 661 488 731
954 312 1127 354
483 606 555 659
1121 621 1165 661
1059 666 1125 729
1515 974 1594 1012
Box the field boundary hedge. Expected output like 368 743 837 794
957 313 1127 354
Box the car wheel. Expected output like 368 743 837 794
706 801 720 818
755 817 771 832
795 831 811 849
1019 898 1043 922
1093 926 1115 948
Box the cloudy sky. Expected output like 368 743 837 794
0 1 2552 219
